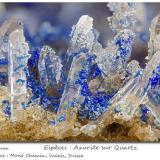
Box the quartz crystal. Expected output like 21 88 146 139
68 15 96 54
59 52 87 112
38 45 62 87
148 14 160 59
0 20 30 121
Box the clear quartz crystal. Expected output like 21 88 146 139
58 52 87 113
148 14 160 59
38 45 62 87
0 19 30 121
58 15 96 113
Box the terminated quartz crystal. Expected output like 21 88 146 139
0 19 30 121
38 45 62 87
58 15 96 113
68 15 96 55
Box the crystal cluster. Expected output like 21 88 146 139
0 3 159 141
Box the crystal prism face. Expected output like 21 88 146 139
0 3 160 141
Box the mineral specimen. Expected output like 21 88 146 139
0 3 159 142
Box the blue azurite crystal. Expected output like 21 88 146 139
140 105 150 123
80 82 91 96
77 69 89 84
79 92 114 120
89 64 102 79
0 72 8 85
28 48 41 68
127 2 136 7
16 79 26 85
115 32 134 47
40 96 60 112
57 113 66 122
75 53 95 97
75 53 116 120
114 29 135 60
21 102 28 110
27 72 60 112
148 90 160 106
48 120 56 126
0 58 8 66
48 113 66 126
2 100 11 118
27 47 61 112
150 65 160 88
114 107 121 113
147 65 160 106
